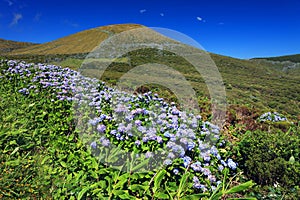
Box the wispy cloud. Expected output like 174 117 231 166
4 0 13 6
160 13 164 17
34 13 42 22
10 13 22 26
140 9 146 14
63 19 79 28
196 16 202 21
218 22 224 25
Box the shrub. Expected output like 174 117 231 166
237 129 300 188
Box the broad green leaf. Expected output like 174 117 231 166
153 169 166 193
178 172 190 193
60 161 67 168
289 155 295 164
131 158 149 172
129 184 149 191
154 192 169 199
225 181 255 195
10 147 19 156
77 186 90 200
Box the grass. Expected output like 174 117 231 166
1 23 299 199
0 38 36 54
3 23 298 122
4 24 143 56
37 49 300 122
1 59 258 199
253 53 300 63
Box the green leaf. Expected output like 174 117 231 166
154 192 169 199
178 172 190 193
119 192 136 199
60 161 67 168
225 181 255 195
153 169 166 193
114 173 128 189
289 155 295 164
78 186 90 200
10 147 19 156
131 158 149 172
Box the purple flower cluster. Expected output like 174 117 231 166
1 59 239 193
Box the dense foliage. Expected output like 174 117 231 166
236 127 300 199
0 59 256 199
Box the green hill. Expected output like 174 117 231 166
2 24 299 122
253 54 300 63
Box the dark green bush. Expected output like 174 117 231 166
237 129 300 188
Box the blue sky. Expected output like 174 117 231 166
0 0 299 59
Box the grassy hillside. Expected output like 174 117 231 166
1 24 300 199
2 24 299 122
0 38 36 54
253 54 300 63
6 24 143 56
26 50 298 122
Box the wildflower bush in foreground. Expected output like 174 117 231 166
0 59 254 199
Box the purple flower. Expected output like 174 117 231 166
163 159 172 166
220 160 227 167
210 146 219 156
156 136 163 143
208 175 216 183
201 168 211 176
218 165 224 172
99 114 107 121
90 141 97 149
192 176 206 190
135 120 142 126
187 141 195 151
182 156 192 168
167 152 175 159
117 124 126 133
191 161 202 172
100 137 110 147
110 130 117 135
173 168 179 175
227 158 237 170
134 140 141 146
145 151 153 158
97 124 106 133
115 104 128 113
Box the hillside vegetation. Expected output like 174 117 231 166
254 54 300 63
1 24 299 122
5 24 143 55
1 24 300 199
0 38 36 54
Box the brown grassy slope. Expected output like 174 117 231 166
7 24 144 55
0 39 37 54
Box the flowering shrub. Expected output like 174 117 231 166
259 112 287 122
0 59 254 199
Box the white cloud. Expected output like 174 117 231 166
10 13 22 26
196 17 202 21
140 9 146 14
4 0 13 6
160 13 164 17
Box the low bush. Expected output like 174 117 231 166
237 128 300 188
